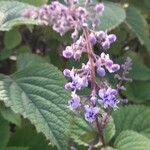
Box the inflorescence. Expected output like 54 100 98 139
23 0 132 124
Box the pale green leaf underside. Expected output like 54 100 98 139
114 130 150 150
0 1 42 31
112 105 150 139
0 63 71 150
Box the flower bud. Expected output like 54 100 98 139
96 31 106 40
97 67 106 77
107 34 117 44
68 92 81 110
63 69 71 77
73 50 82 60
111 64 120 72
63 46 73 58
89 33 97 45
65 82 73 90
94 3 104 14
71 29 78 40
102 39 110 50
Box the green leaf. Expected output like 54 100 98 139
98 1 126 31
71 116 115 146
17 46 31 55
4 29 22 49
131 60 150 81
124 51 150 81
0 48 12 61
5 147 29 150
78 0 126 31
8 119 52 150
122 0 150 14
18 0 48 6
0 114 10 149
104 117 115 143
101 147 117 150
125 5 150 51
0 1 42 31
126 81 150 103
112 105 150 138
71 117 94 146
17 53 48 70
114 130 150 150
0 105 21 126
0 63 71 150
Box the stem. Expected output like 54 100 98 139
83 28 106 148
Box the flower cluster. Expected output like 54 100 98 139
23 1 132 124
89 31 117 50
98 88 119 109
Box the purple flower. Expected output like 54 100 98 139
73 50 82 60
70 74 88 90
71 29 78 40
98 88 119 109
68 92 81 110
63 46 73 58
82 63 90 73
96 53 120 73
107 34 117 44
63 69 71 77
97 67 105 77
102 39 110 50
89 33 97 45
96 31 106 41
90 96 97 105
94 3 104 14
111 64 120 72
84 105 99 123
65 82 73 90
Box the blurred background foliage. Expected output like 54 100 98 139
0 0 150 149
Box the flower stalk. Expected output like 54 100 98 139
23 0 132 148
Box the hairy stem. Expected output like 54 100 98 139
83 28 106 148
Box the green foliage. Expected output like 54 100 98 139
0 1 41 31
70 117 94 146
80 0 126 31
0 59 71 150
71 116 115 146
125 5 150 51
0 48 12 61
4 29 22 49
112 105 150 138
99 1 126 31
5 147 29 150
104 117 115 143
8 120 52 150
0 0 149 149
17 53 49 70
131 59 150 81
17 0 48 6
0 114 10 149
0 104 21 126
114 130 150 150
126 81 150 104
